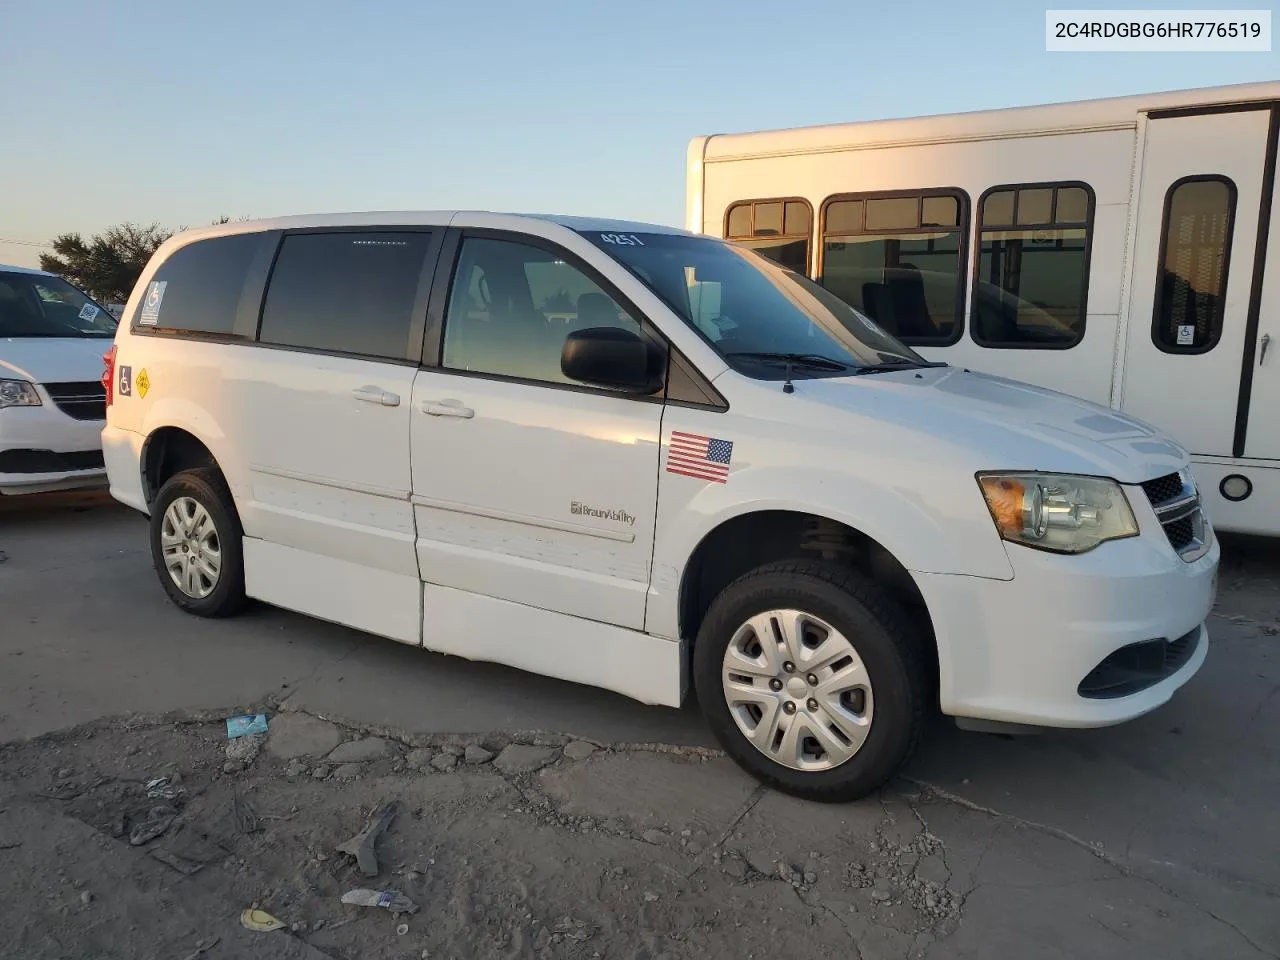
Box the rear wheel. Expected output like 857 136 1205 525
149 468 246 618
693 560 927 802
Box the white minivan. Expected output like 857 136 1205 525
1 265 116 494
102 212 1218 801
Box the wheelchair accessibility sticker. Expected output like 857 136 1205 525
138 281 167 326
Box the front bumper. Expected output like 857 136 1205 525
0 403 106 495
915 514 1218 729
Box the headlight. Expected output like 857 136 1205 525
0 379 41 409
977 472 1138 554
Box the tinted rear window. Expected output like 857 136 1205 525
138 233 270 336
258 231 432 360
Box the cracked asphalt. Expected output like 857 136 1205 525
1 491 1277 959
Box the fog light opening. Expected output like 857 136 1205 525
1220 474 1252 502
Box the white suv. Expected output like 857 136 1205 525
102 213 1218 801
1 265 116 494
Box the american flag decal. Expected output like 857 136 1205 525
666 431 733 484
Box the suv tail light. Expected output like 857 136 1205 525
102 345 116 407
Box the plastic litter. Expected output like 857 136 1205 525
129 804 177 846
397 923 410 936
341 888 419 915
146 776 183 800
240 908 286 932
226 714 269 739
335 801 397 877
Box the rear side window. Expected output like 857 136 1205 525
818 189 968 345
258 231 433 361
724 198 812 274
136 233 269 336
972 182 1094 349
1152 176 1237 354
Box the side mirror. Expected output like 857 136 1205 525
561 327 663 394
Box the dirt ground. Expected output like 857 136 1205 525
0 707 972 960
1 494 1277 959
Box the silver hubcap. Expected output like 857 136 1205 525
721 609 874 772
161 497 221 599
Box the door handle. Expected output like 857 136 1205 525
1261 333 1272 367
352 385 401 407
420 399 475 419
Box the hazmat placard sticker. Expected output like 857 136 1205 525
136 369 150 398
138 281 166 326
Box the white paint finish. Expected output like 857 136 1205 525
0 336 110 384
0 334 112 493
101 424 147 512
687 85 1280 536
1245 163 1280 460
409 370 661 631
698 81 1278 165
646 365 1189 639
916 504 1217 727
105 209 1225 727
1120 110 1270 457
243 537 421 645
411 494 637 543
232 347 420 577
1188 459 1280 535
917 314 1119 407
701 128 1138 238
421 582 684 707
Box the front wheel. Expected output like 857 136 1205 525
149 468 247 618
693 560 927 802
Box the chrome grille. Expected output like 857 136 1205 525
41 381 107 421
1141 469 1208 561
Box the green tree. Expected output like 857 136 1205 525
39 223 172 304
38 217 251 304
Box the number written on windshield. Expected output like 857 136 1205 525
599 233 645 246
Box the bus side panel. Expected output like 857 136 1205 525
697 129 1137 405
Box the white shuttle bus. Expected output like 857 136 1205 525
687 82 1280 536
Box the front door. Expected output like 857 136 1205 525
409 232 663 631
1119 108 1272 457
1243 111 1280 459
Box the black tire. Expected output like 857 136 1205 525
693 560 927 803
149 467 247 618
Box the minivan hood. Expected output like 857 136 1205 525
0 337 110 384
797 366 1187 484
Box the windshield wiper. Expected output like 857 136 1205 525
726 352 851 394
726 352 850 371
853 359 947 375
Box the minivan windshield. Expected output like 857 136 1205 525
0 271 117 339
581 231 934 379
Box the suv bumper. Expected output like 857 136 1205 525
0 405 106 495
101 424 148 513
915 528 1218 728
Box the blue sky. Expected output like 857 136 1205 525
1 0 1275 267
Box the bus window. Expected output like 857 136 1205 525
724 198 812 274
1151 176 1237 354
818 189 969 346
973 182 1094 349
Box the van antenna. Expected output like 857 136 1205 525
783 359 795 394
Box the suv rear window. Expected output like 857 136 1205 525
137 233 271 336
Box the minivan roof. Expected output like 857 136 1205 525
165 212 693 246
0 263 56 277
